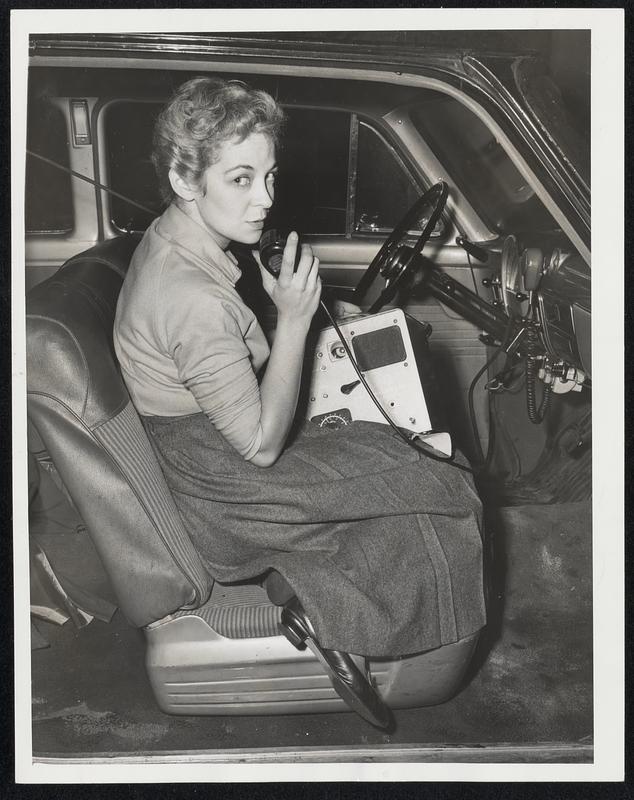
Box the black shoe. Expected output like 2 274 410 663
279 598 394 730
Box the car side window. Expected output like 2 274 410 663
103 102 427 238
106 101 162 232
105 103 352 235
270 108 350 235
354 121 422 233
25 99 73 234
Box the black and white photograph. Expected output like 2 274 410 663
11 7 624 783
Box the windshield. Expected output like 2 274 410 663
410 91 558 236
513 56 590 187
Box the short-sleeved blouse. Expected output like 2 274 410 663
114 203 270 460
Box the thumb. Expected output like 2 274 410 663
253 249 277 294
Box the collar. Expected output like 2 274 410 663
155 203 242 285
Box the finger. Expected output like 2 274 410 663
257 261 278 295
306 255 320 287
278 231 300 283
314 274 323 304
253 249 276 288
293 243 315 287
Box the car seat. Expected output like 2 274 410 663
26 235 480 716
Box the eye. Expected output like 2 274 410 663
234 175 251 187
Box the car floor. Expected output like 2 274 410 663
29 500 592 762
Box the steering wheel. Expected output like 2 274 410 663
353 181 449 313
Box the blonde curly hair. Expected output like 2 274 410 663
152 76 285 204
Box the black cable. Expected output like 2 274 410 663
466 250 478 293
465 247 504 470
494 360 526 393
319 300 474 474
467 318 515 471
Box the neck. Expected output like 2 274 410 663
174 199 230 251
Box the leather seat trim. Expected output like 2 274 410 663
28 388 129 434
63 255 128 279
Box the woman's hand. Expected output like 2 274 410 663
256 233 321 329
332 298 363 319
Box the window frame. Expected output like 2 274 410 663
98 97 165 239
351 114 448 239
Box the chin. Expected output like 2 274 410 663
235 229 263 246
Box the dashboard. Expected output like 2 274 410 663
497 235 591 380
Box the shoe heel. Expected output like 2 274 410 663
279 609 308 650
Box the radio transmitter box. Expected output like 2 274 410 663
305 308 451 455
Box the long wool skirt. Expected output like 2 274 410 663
143 413 486 657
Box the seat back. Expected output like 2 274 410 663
26 237 213 627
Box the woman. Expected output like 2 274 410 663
114 77 485 727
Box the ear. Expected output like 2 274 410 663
168 168 198 202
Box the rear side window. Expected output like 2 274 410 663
105 101 162 232
25 99 73 234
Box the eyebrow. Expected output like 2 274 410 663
224 163 278 174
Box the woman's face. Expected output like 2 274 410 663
183 132 277 250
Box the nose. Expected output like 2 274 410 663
254 177 274 209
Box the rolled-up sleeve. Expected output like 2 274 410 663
166 290 263 460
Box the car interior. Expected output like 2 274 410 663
23 43 593 763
